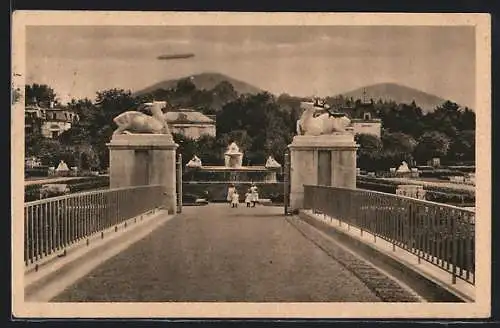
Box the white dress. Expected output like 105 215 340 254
231 193 239 205
250 186 259 203
226 187 235 202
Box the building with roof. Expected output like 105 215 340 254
25 102 79 139
350 112 382 138
339 90 382 138
165 109 216 140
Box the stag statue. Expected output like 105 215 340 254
296 98 351 136
113 100 171 135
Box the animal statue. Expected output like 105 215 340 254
296 99 351 136
39 184 70 199
113 101 171 135
265 156 281 168
186 155 203 168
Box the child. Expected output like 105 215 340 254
226 184 235 207
245 190 251 207
231 190 240 208
250 184 259 207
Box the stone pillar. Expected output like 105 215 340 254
288 133 358 211
107 134 179 214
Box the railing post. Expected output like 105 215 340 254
451 214 457 284
176 153 183 214
283 151 290 215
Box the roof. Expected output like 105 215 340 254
25 105 73 112
164 109 214 124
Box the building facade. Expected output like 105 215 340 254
350 112 382 138
25 103 79 138
165 109 216 140
339 95 382 138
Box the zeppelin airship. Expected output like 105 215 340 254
157 53 195 60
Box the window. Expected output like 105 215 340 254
52 131 58 138
363 112 371 120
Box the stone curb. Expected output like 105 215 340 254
288 216 423 302
297 211 470 303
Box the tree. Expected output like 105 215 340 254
219 130 254 155
448 130 475 163
59 98 95 145
212 81 238 101
356 134 383 153
32 139 64 166
172 133 198 166
66 98 94 121
25 118 44 157
414 131 451 164
175 78 197 94
382 132 417 155
90 89 139 168
355 133 384 171
25 83 57 106
194 134 223 165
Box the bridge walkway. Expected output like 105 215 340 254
51 204 422 302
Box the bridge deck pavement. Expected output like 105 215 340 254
52 203 421 302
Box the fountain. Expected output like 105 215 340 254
224 142 244 168
185 142 281 183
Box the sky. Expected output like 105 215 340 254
26 25 476 107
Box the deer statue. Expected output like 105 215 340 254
112 101 171 135
296 98 351 136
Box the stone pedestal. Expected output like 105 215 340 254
107 134 179 214
288 133 358 211
264 170 278 183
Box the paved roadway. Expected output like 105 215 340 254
52 204 419 302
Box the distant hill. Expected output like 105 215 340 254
134 72 264 96
339 83 451 113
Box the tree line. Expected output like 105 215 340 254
24 78 475 172
353 99 475 171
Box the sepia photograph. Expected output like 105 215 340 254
11 11 491 319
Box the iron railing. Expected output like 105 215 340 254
284 151 290 215
303 185 475 285
176 153 183 214
24 184 164 266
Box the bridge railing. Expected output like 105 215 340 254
303 185 475 285
24 185 164 266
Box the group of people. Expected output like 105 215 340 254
226 184 259 208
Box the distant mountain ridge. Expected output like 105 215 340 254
134 72 264 96
135 73 465 113
338 83 453 113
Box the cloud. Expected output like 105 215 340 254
25 25 475 106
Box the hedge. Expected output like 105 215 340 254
24 176 110 202
183 170 284 183
25 167 49 178
356 176 475 205
183 182 285 204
